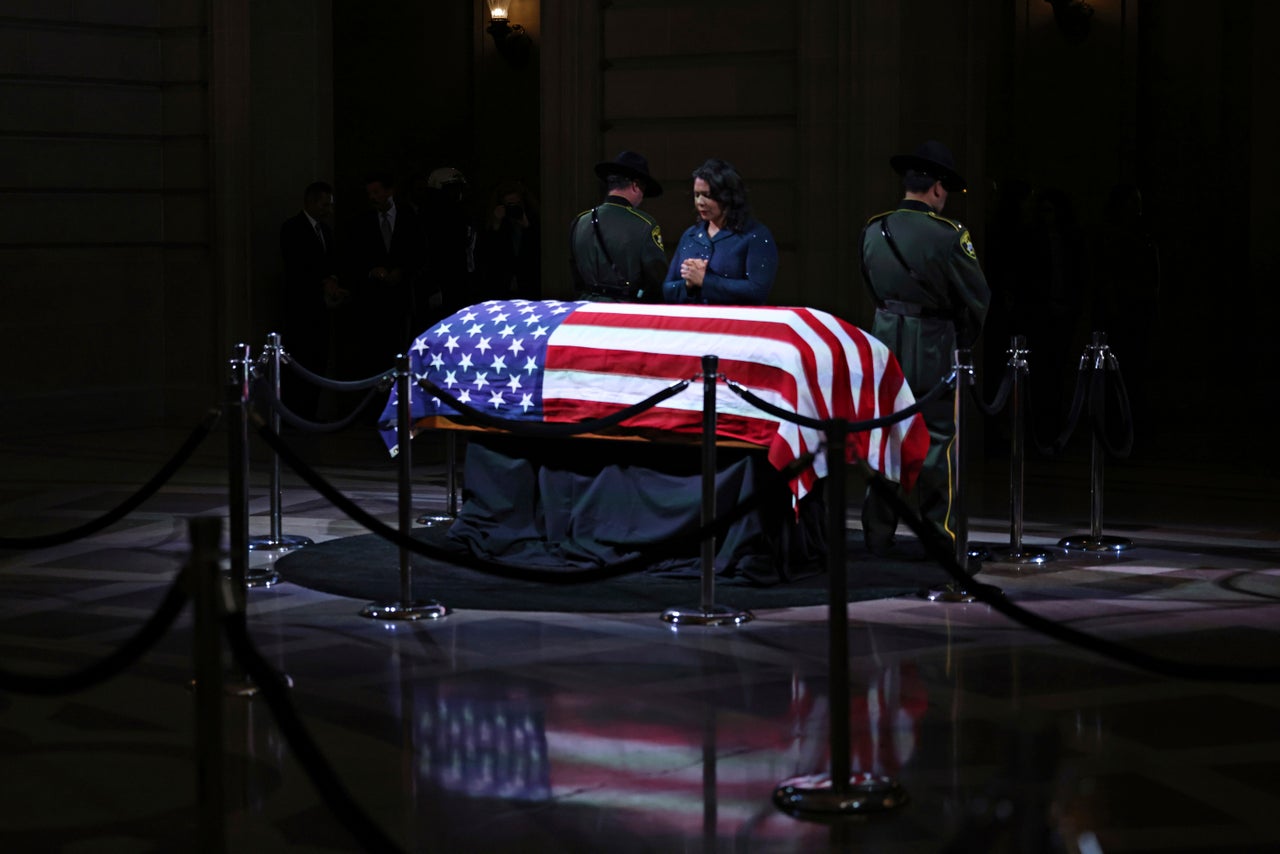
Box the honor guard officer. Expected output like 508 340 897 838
859 140 991 556
570 151 668 302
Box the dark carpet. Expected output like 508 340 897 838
275 527 947 613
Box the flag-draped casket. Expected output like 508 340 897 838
380 299 928 503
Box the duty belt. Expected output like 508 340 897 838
579 281 633 302
879 299 953 320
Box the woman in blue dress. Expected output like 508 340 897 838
662 158 778 305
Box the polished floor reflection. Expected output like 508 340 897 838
1 423 1279 853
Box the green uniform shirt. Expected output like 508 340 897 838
859 197 991 548
569 196 667 302
860 199 990 393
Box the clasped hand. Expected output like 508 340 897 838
679 258 708 287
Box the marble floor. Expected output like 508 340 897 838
1 419 1279 853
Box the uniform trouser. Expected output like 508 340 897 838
861 390 957 551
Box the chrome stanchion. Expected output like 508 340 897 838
190 516 227 854
925 349 1001 602
956 349 991 567
222 345 280 699
416 431 459 527
361 353 450 622
773 418 907 820
662 355 753 627
249 333 314 552
227 344 278 590
1059 332 1133 553
993 335 1052 566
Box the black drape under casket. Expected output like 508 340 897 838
445 435 826 585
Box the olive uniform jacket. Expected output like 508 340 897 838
860 199 990 394
569 195 667 302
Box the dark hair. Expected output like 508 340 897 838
903 170 938 194
691 158 751 232
604 174 636 193
303 181 333 204
488 178 539 219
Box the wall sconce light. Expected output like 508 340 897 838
486 0 532 68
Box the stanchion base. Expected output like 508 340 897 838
248 534 314 552
660 605 754 627
227 680 259 697
989 548 1055 566
920 581 1003 603
188 672 293 696
967 543 992 562
244 567 280 589
1058 534 1133 553
225 672 294 697
773 772 908 821
414 512 456 528
360 600 450 621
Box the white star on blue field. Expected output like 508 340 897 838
379 300 582 448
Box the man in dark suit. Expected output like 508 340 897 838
347 171 431 376
279 180 345 419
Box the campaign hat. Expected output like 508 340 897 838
427 166 466 189
890 140 967 192
594 151 663 198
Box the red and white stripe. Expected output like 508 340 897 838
541 303 927 500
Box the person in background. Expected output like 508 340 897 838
475 179 541 302
662 158 777 305
346 170 429 375
569 150 667 302
279 180 346 419
419 166 476 315
858 140 990 557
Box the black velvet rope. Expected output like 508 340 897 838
0 409 222 550
283 351 397 393
968 364 1014 417
1027 365 1088 456
267 385 389 434
861 464 1280 683
0 564 190 695
721 372 954 433
222 613 404 854
1091 355 1135 458
416 376 692 439
254 416 814 584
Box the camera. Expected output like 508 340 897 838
504 202 525 222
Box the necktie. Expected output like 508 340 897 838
380 211 393 252
314 221 325 251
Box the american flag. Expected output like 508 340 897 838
379 299 928 500
539 664 926 837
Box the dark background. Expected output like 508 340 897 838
1 0 1276 498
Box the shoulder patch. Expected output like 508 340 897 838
651 224 664 251
959 229 978 261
